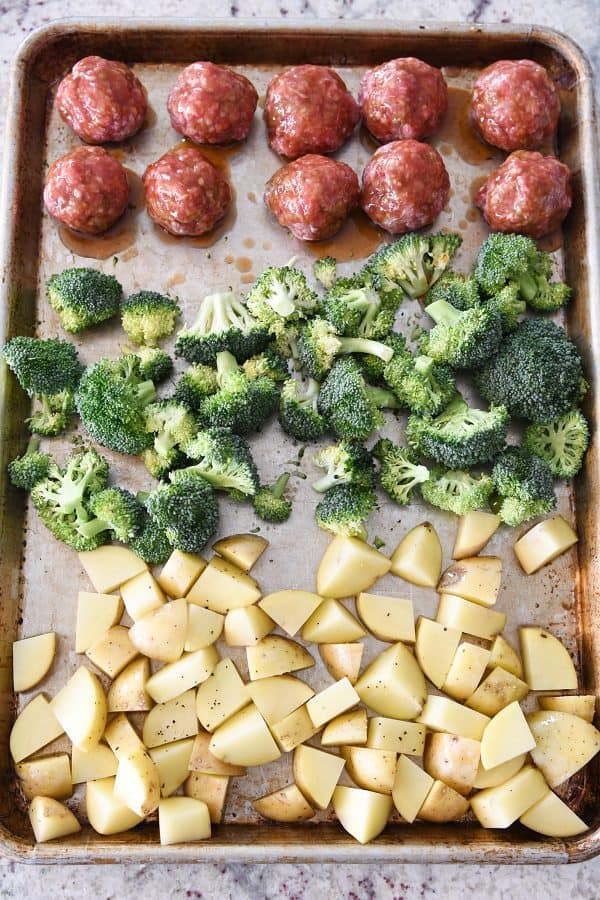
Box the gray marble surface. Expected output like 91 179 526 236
0 1 598 897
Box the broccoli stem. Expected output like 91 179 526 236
137 381 157 406
136 491 150 505
313 470 340 493
271 472 290 498
337 337 394 363
426 299 461 326
414 356 435 376
267 283 295 318
365 386 400 409
302 378 320 407
216 350 240 381
516 273 539 302
78 517 112 539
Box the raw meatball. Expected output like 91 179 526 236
359 57 448 143
44 146 129 234
143 146 232 236
167 62 258 144
361 140 450 234
476 151 572 238
264 154 359 241
264 65 360 158
56 56 147 144
470 59 560 151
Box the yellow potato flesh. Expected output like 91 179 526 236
316 536 391 599
104 713 145 759
107 658 152 713
471 765 549 829
418 780 469 823
149 738 195 798
293 744 345 809
209 703 281 767
390 522 442 587
465 666 529 717
85 625 139 679
487 635 523 679
332 785 392 844
184 772 230 823
246 636 314 680
196 658 250 731
442 642 491 701
437 556 502 607
453 511 501 559
423 733 480 796
120 570 165 621
78 545 147 594
28 796 81 843
157 549 206 598
519 626 578 691
189 731 246 777
259 590 323 637
114 749 160 817
50 666 106 752
514 515 578 574
86 777 144 835
71 743 118 785
473 753 526 790
142 690 199 748
270 704 317 752
527 710 600 787
356 593 415 643
367 718 425 756
318 643 364 685
158 796 211 845
301 598 365 644
146 646 220 704
223 606 274 647
16 753 72 801
306 677 360 729
10 695 64 764
186 556 260 612
212 533 268 573
341 746 396 794
247 675 314 726
185 605 224 651
75 592 123 654
129 597 187 663
392 755 434 823
480 701 535 770
321 709 368 747
355 642 427 720
13 632 56 693
519 790 588 837
539 695 596 722
417 695 489 741
253 783 314 822
415 617 461 690
436 594 506 641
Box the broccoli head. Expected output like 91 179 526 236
198 351 279 435
246 266 319 336
253 472 293 522
46 267 122 333
421 299 503 369
383 351 456 417
358 332 408 384
313 256 337 290
298 318 394 381
484 283 526 334
27 390 77 437
372 438 430 506
421 467 494 515
7 438 52 491
315 483 376 540
121 291 181 346
145 469 219 553
366 232 462 301
142 399 198 479
318 357 398 442
174 364 219 411
129 346 173 383
322 272 398 340
491 446 556 526
242 347 289 383
278 377 326 441
183 427 259 499
175 292 271 365
77 487 143 543
312 441 375 493
130 513 175 565
523 410 589 478
425 272 481 311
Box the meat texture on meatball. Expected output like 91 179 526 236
56 55 147 144
264 65 360 159
470 59 560 152
359 57 448 143
476 150 572 238
167 62 258 145
264 154 359 241
360 140 450 234
44 146 129 234
143 146 232 237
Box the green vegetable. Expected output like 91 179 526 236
421 299 503 369
198 350 279 435
318 357 398 442
484 283 526 333
421 468 494 515
182 427 259 499
278 377 326 442
424 272 480 311
253 473 292 522
313 256 337 290
383 351 455 416
130 513 175 565
121 291 181 346
312 441 375 493
7 438 52 491
175 291 271 365
315 483 376 540
491 446 556 526
129 346 173 383
358 332 407 384
372 438 430 506
365 232 462 301
141 399 198 480
523 410 589 478
174 364 219 411
298 318 394 381
242 347 289 383
77 487 143 543
246 266 319 337
46 268 122 333
322 272 398 340
145 469 219 553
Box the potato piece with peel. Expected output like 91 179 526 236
293 744 345 809
418 780 469 822
185 605 224 651
392 755 434 823
224 606 274 647
129 598 187 663
142 690 198 748
259 590 323 637
159 796 211 845
301 598 365 644
10 695 64 763
317 536 391 599
16 753 72 801
196 658 250 731
186 556 260 612
480 701 535 770
189 731 246 777
104 713 145 759
438 557 502 608
390 522 442 587
306 678 360 729
120 570 166 621
417 695 489 741
146 646 220 704
423 733 480 796
75 592 124 654
341 747 396 794
86 776 144 835
28 796 81 843
355 642 427 720
519 790 588 837
246 636 314 680
107 658 152 713
415 618 461 690
50 666 106 752
184 772 230 824
149 738 195 798
209 703 281 767
114 748 160 817
13 632 56 693
157 549 206 598
332 785 392 844
453 511 501 559
519 626 578 691
539 695 596 722
319 643 364 685
355 593 415 643
213 533 268 573
442 642 491 701
253 783 314 822
271 704 317 752
470 765 549 828
367 718 425 756
514 515 578 575
466 666 529 717
85 625 138 679
321 709 368 747
473 753 527 790
72 743 118 784
487 635 523 679
78 545 147 594
436 594 505 641
527 710 600 787
247 675 314 726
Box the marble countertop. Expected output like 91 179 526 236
0 1 598 897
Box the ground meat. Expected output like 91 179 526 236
56 56 147 144
470 59 560 151
167 62 258 144
143 146 232 236
476 151 572 238
264 154 359 241
360 140 450 234
359 57 448 143
264 65 360 158
44 146 129 234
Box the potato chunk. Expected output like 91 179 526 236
107 658 152 713
75 592 123 654
355 642 427 720
319 643 364 684
157 549 206 598
436 594 506 641
301 598 365 644
341 746 396 794
332 785 392 844
114 748 160 817
442 642 490 701
487 635 523 679
271 704 317 752
367 718 425 756
186 556 260 612
149 738 195 798
185 606 224 651
480 701 535 771
519 626 578 690
129 598 187 663
72 743 118 785
514 515 578 574
247 675 314 726
146 647 219 703
259 590 323 636
466 667 529 717
120 570 165 621
389 522 442 587
418 780 469 823
473 753 526 790
423 733 480 796
415 618 461 690
253 784 314 822
86 777 143 835
78 545 147 593
356 593 415 643
392 755 433 823
246 636 314 680
317 536 391 599
519 791 588 837
437 557 502 607
10 695 64 764
158 797 211 845
527 710 600 787
196 658 250 731
539 695 595 722
142 690 198 748
471 765 549 828
16 753 72 801
212 533 268 573
85 625 138 679
224 606 274 647
321 709 368 748
453 511 500 559
209 703 281 767
50 666 106 752
13 632 56 692
306 677 360 729
28 796 81 843
184 772 230 823
294 744 345 809
417 695 489 741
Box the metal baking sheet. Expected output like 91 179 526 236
0 19 598 864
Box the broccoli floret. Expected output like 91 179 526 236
46 268 122 333
421 299 503 369
491 446 556 526
175 292 271 365
484 283 526 333
523 410 589 478
77 487 143 543
313 257 337 290
198 351 279 435
383 351 456 416
318 357 398 442
142 399 198 479
7 438 52 491
315 483 376 540
278 377 326 441
27 390 77 437
372 438 430 506
246 266 319 337
526 279 572 312
242 347 289 383
253 472 293 522
312 441 375 493
366 232 462 300
183 427 259 499
421 467 494 515
121 291 181 346
174 364 219 411
130 513 175 565
475 318 585 423
425 272 481 311
358 332 408 384
129 346 173 383
322 273 398 340
145 469 219 553
298 318 394 381
406 394 509 468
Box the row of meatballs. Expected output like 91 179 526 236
44 55 572 241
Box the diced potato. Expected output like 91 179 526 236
527 710 600 787
367 718 425 756
341 746 396 794
519 790 588 838
332 785 392 844
306 678 360 729
301 598 365 644
389 522 442 587
223 606 274 647
519 626 578 691
539 695 596 722
16 753 72 801
149 738 195 798
414 618 461 690
436 594 506 641
142 690 199 748
356 593 415 643
185 605 224 651
129 597 187 663
473 753 527 790
159 796 211 845
247 675 314 726
487 635 523 679
293 744 345 809
114 748 160 816
319 643 364 685
157 549 206 598
104 714 145 759
270 704 317 752
13 632 56 692
107 658 152 712
85 625 138 679
438 557 502 608
442 642 491 701
418 780 469 822
189 731 246 777
453 511 501 559
423 733 480 796
71 743 118 784
28 796 81 843
355 642 427 720
246 636 314 680
212 533 268 573
321 709 368 748
392 755 434 823
75 592 123 654
86 776 144 835
120 570 165 621
259 590 323 637
10 695 64 763
185 772 229 824
253 783 314 823
514 515 578 575
78 545 147 594
196 658 250 731
480 701 535 770
186 556 260 612
417 695 489 741
209 703 281 767
316 536 391 599
466 667 529 717
50 666 106 752
470 765 549 828
146 647 220 704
